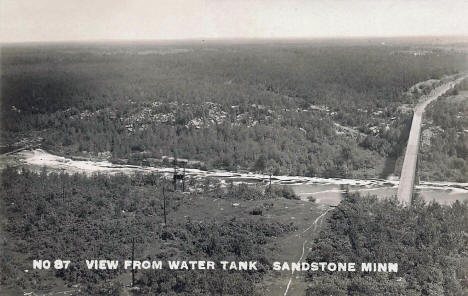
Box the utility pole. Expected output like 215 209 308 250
268 172 272 198
173 167 177 191
182 164 186 192
163 186 167 225
60 169 66 203
131 237 135 287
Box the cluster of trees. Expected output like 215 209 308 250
135 218 296 295
2 42 465 178
222 183 299 201
0 168 296 295
306 191 468 295
1 168 173 291
420 85 468 182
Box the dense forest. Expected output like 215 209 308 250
1 40 467 296
419 80 468 182
2 41 466 178
306 191 468 296
0 168 296 295
2 168 467 295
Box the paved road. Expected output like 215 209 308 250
397 76 467 204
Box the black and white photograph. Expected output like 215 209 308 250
1 1 468 295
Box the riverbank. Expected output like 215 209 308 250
2 149 467 206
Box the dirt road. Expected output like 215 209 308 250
283 207 332 296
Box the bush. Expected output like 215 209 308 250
267 185 300 200
250 208 263 215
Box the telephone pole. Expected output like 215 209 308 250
163 186 167 225
182 164 186 192
131 237 135 287
60 169 66 203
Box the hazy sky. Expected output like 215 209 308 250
2 0 468 43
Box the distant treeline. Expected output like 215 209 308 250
2 43 466 178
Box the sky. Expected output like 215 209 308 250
1 0 468 43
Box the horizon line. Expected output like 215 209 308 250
3 34 468 46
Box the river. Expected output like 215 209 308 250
2 149 467 206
